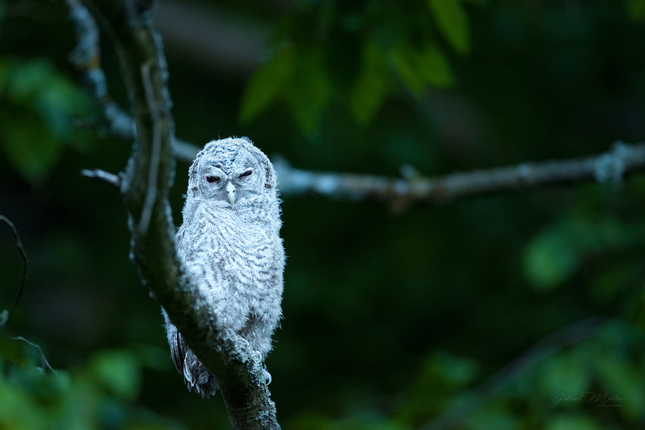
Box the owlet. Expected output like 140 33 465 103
162 137 284 397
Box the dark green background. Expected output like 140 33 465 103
1 0 645 429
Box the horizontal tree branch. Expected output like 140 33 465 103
161 140 645 206
68 0 280 428
273 142 644 208
68 6 644 209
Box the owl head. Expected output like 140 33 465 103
187 137 277 208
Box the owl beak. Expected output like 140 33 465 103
226 182 236 208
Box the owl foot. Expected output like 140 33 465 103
250 350 272 385
263 368 272 385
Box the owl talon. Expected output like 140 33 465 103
263 368 272 385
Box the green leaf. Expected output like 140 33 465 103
418 45 455 88
389 43 455 97
36 75 92 140
427 0 471 55
90 350 140 401
284 50 331 136
422 352 479 388
349 42 390 123
594 352 645 420
538 352 590 401
389 45 426 97
6 59 56 105
0 111 62 184
2 57 93 140
523 214 645 291
523 227 579 291
239 45 295 124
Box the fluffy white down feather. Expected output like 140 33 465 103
162 137 284 397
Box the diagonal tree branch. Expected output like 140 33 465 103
68 0 280 428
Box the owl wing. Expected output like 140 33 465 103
163 308 219 398
161 227 219 397
165 315 187 375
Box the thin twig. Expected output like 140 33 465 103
11 336 58 374
420 317 602 430
81 168 122 188
0 216 28 327
67 0 135 140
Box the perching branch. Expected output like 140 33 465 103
67 1 280 428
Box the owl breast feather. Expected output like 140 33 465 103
177 204 283 334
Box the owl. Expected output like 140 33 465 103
162 137 284 397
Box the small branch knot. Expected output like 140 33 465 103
399 163 420 180
594 141 633 184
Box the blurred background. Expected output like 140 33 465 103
2 0 645 429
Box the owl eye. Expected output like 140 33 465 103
206 175 220 184
239 169 253 179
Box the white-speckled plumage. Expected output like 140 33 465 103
162 137 284 397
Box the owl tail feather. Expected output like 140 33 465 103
182 347 219 398
164 310 218 398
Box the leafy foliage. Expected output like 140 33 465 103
288 319 645 429
0 58 94 184
427 0 470 55
0 336 183 430
523 213 645 290
240 0 470 134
